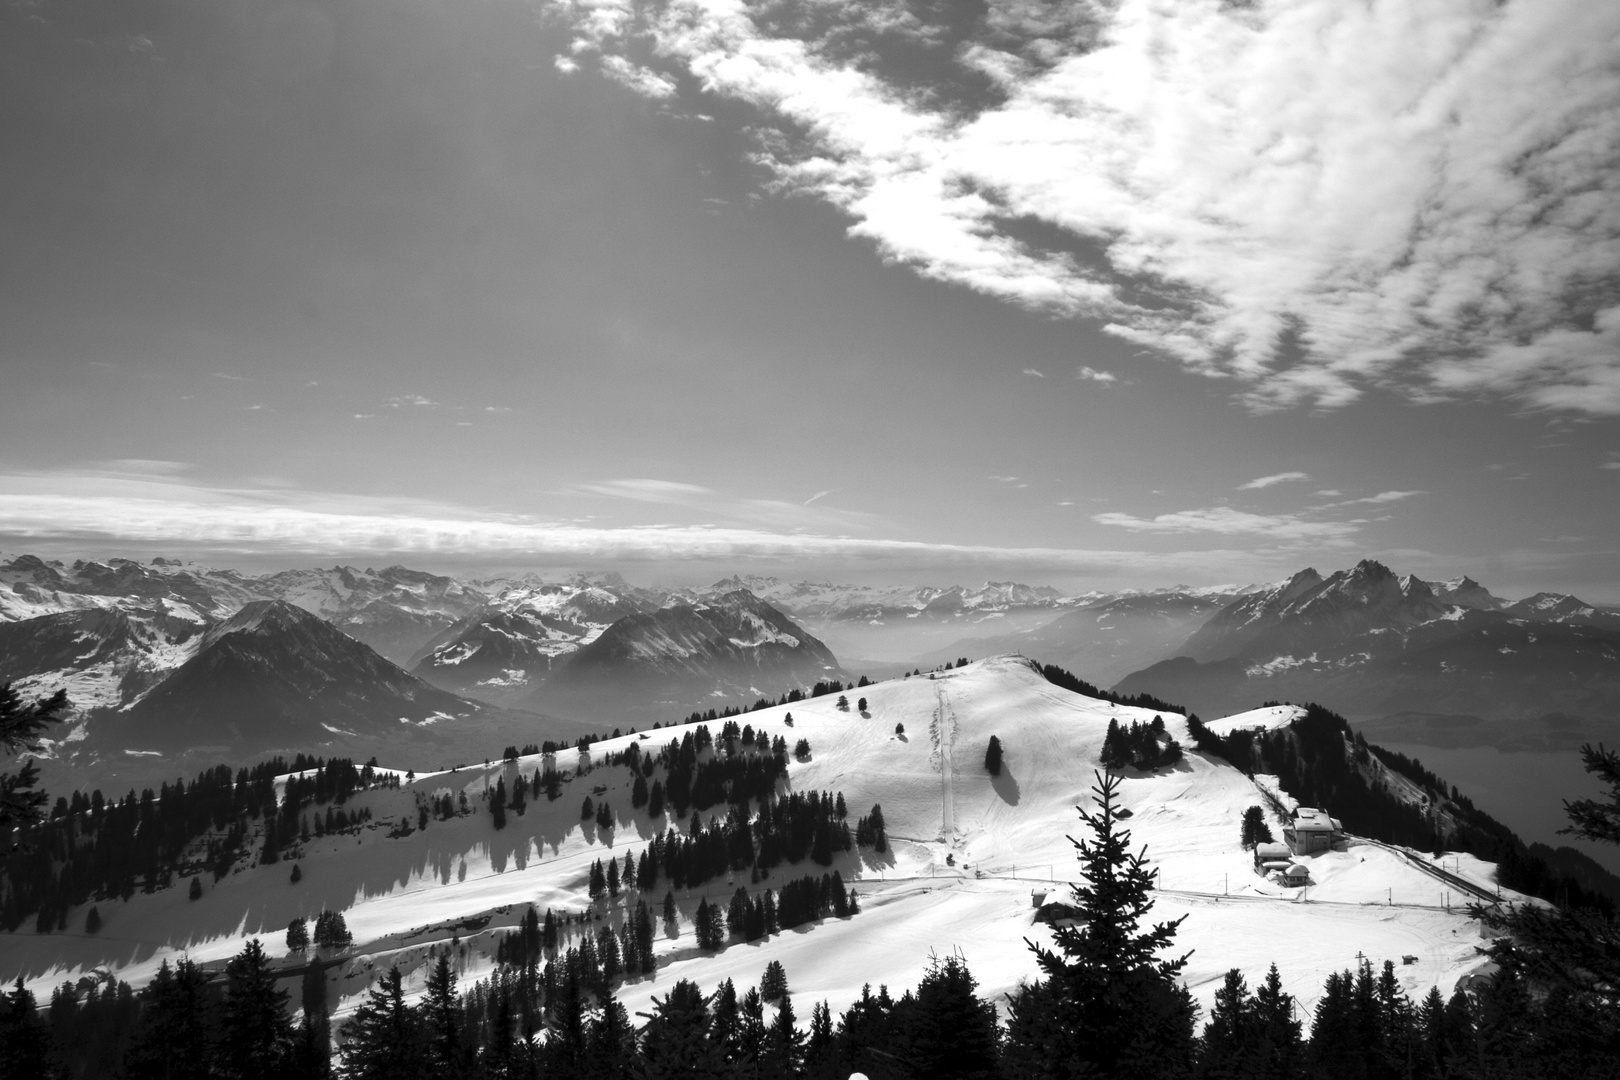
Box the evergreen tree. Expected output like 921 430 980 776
761 960 789 1002
126 958 214 1080
0 684 68 828
0 977 54 1079
1006 770 1196 1079
907 954 1001 1079
637 979 726 1079
421 953 466 1077
189 876 204 901
217 939 294 1080
763 991 806 1077
85 905 102 934
338 966 427 1080
1240 806 1274 849
286 917 310 953
984 735 1003 777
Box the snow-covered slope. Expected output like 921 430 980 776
2 656 1506 1030
1205 704 1309 737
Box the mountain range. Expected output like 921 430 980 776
1113 560 1620 739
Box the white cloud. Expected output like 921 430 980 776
573 478 715 504
1092 506 1359 540
1601 460 1620 471
387 394 438 408
0 469 1280 578
1239 471 1310 490
1075 366 1117 384
550 0 1620 415
1022 368 1045 377
1345 490 1424 505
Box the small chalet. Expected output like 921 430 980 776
1253 842 1293 874
1283 807 1342 855
1281 862 1311 887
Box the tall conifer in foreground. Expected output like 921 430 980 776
1005 770 1197 1079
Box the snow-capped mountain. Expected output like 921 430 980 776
527 589 845 722
249 564 491 664
408 582 652 704
1115 560 1620 722
109 600 479 754
709 577 1071 623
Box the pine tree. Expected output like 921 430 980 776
1006 770 1196 1079
984 735 1003 777
286 917 310 952
217 939 294 1080
637 979 726 1079
763 991 806 1077
189 876 204 901
421 953 465 1077
85 905 102 933
907 954 1001 1079
0 977 54 1078
0 684 68 828
338 966 427 1079
761 960 789 1002
126 958 213 1080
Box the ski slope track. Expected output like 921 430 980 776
1 656 1518 1028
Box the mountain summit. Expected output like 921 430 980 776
114 600 476 752
528 589 844 722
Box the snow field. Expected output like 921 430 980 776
4 656 1498 1028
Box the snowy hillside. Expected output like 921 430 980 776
2 656 1507 1031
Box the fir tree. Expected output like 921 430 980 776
421 953 466 1077
1006 770 1196 1079
286 917 309 953
984 735 1004 777
0 977 54 1078
761 960 789 1002
189 876 203 901
0 684 68 828
637 980 726 1079
217 939 294 1080
126 958 213 1080
338 966 427 1080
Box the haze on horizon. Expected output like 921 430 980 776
2 0 1617 601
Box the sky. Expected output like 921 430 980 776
1 0 1617 598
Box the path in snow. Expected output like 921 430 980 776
935 682 957 841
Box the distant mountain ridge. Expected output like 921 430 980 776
111 599 477 753
526 588 845 723
1115 559 1620 725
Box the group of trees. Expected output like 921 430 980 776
1 746 382 933
1099 715 1184 771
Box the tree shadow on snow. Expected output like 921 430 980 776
990 766 1021 806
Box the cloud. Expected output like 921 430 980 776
1092 506 1359 540
387 394 438 408
1075 367 1117 384
0 468 1284 579
1022 368 1046 377
573 478 715 504
550 0 1620 415
1602 460 1620 470
1239 471 1310 490
803 489 834 505
1344 490 1424 505
1313 489 1341 497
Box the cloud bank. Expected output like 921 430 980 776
550 0 1620 414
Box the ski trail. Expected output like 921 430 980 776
934 682 957 840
